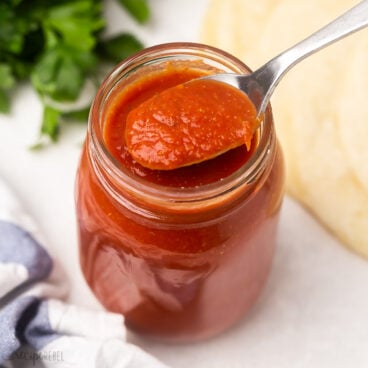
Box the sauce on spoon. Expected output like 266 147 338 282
125 78 258 170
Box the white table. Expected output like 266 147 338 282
1 1 368 367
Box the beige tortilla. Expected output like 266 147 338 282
201 0 368 258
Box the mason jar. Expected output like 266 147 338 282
75 42 285 342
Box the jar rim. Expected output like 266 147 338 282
88 42 275 207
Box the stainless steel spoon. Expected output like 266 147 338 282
205 0 368 119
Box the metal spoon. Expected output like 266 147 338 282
204 0 368 119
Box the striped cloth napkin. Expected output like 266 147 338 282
0 177 168 368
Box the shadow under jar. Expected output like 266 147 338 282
75 43 285 342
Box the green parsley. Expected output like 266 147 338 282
0 0 149 144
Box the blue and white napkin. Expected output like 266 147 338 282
0 177 168 368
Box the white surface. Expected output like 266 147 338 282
1 0 368 367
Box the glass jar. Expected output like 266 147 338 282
75 43 285 342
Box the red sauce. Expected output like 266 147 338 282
103 64 256 186
125 79 258 170
75 55 284 342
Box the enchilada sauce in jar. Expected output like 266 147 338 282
75 43 284 342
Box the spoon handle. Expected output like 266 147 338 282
256 0 368 114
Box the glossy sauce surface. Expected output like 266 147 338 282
125 79 258 170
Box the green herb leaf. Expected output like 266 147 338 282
41 105 61 142
0 4 25 54
0 64 16 90
31 46 96 102
98 33 143 63
118 0 150 24
0 0 148 144
45 1 105 51
0 90 10 113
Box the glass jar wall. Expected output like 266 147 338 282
75 43 285 342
